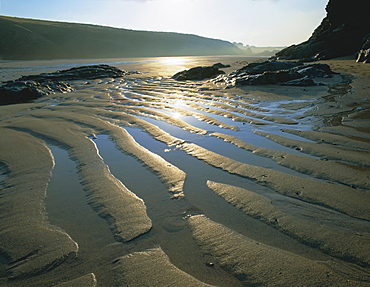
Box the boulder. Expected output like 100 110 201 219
357 34 370 63
235 70 302 86
295 63 333 78
172 66 225 81
0 65 126 105
280 76 318 87
212 63 231 69
275 0 370 61
0 80 73 105
234 61 301 75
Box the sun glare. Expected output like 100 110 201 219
174 100 185 106
172 112 182 119
169 100 186 119
160 57 190 66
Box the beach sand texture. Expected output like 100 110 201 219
0 56 369 286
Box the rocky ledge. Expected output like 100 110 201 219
209 61 333 87
0 64 127 105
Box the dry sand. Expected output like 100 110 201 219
0 56 369 286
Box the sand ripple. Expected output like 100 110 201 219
0 129 78 279
189 215 370 286
0 58 369 285
114 247 214 286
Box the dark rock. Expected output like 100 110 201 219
172 66 225 81
0 79 73 105
235 70 302 86
0 64 126 105
357 49 370 63
295 63 333 78
280 76 318 87
234 61 301 75
357 34 370 63
212 60 334 87
212 63 231 69
275 0 370 61
18 64 126 82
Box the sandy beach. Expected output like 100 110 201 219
0 56 369 286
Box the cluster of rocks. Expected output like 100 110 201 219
275 0 370 63
172 60 333 87
214 61 332 87
0 65 126 105
0 79 73 105
172 63 230 81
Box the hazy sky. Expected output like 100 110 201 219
0 0 328 46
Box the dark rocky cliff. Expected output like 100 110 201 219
275 0 370 62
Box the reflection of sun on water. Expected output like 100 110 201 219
174 100 185 106
171 99 186 119
159 57 191 75
171 112 181 119
160 57 189 66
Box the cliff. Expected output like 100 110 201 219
275 0 370 62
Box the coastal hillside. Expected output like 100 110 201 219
0 15 243 60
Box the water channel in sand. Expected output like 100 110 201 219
1 56 370 286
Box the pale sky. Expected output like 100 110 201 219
0 0 328 47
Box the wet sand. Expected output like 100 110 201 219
0 56 369 286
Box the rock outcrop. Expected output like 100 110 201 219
172 64 226 81
0 65 126 105
357 34 370 63
212 61 332 87
275 0 370 61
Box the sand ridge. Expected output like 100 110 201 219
56 273 97 287
206 181 370 267
188 214 370 286
180 141 370 220
255 130 370 167
114 247 215 286
0 129 78 279
211 132 370 189
2 116 152 242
